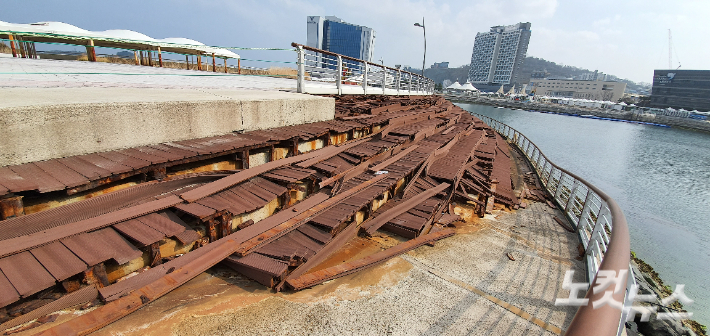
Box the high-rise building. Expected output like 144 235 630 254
468 22 531 85
306 16 375 62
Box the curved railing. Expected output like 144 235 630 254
474 113 633 336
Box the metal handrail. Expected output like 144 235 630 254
291 42 434 96
473 113 632 336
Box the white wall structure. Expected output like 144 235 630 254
468 22 531 85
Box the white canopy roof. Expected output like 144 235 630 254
0 21 239 58
446 81 462 89
459 81 478 91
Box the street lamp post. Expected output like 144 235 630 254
414 18 426 77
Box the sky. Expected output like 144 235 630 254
2 0 709 83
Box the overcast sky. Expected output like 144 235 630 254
3 0 708 83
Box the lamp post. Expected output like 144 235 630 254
414 18 426 77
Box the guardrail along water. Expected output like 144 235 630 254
473 113 632 336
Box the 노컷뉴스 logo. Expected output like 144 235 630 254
555 270 694 321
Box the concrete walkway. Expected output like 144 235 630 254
0 57 297 90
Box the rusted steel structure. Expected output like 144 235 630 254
474 114 632 336
0 96 526 334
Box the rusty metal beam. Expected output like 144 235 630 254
287 229 454 290
233 173 390 257
368 145 419 173
361 182 449 236
181 136 377 203
0 196 183 258
36 234 243 336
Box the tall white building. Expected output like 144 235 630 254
468 22 531 85
306 16 375 62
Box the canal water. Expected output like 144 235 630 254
457 103 710 325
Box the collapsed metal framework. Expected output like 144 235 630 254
475 114 633 336
293 43 434 96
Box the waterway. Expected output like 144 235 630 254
457 103 710 326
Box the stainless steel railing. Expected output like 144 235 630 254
473 113 633 336
292 43 434 96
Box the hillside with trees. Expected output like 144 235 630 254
422 56 649 94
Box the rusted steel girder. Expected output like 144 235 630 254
287 228 455 290
36 234 244 336
233 173 390 257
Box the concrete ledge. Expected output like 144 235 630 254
0 88 334 166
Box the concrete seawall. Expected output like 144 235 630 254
0 88 334 166
448 95 710 133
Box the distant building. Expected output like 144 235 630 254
574 70 610 81
530 69 549 79
116 51 133 58
650 70 710 111
468 22 531 85
529 78 627 102
431 62 449 69
306 16 375 62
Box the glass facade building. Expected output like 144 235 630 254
650 70 710 111
306 16 375 62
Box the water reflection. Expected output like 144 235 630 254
457 103 710 325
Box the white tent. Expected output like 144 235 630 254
0 21 240 58
446 81 462 89
459 81 478 91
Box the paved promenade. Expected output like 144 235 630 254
0 57 297 90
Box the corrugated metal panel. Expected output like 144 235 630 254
136 212 185 237
0 285 98 331
226 253 288 276
61 228 142 266
0 269 20 308
173 230 201 245
30 242 87 281
251 177 287 196
173 202 215 219
113 219 165 246
9 163 66 193
297 224 333 244
33 160 90 188
0 252 55 297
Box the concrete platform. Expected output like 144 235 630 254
0 87 334 167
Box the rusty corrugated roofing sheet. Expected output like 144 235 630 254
0 251 55 297
29 242 87 281
173 230 201 245
113 219 165 247
225 253 288 276
61 228 142 266
141 211 187 236
0 269 19 308
0 195 183 258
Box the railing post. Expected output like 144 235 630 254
408 74 412 95
382 67 387 95
336 55 343 95
564 180 580 214
579 189 595 236
398 70 402 94
362 62 368 95
554 171 566 201
296 46 305 93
